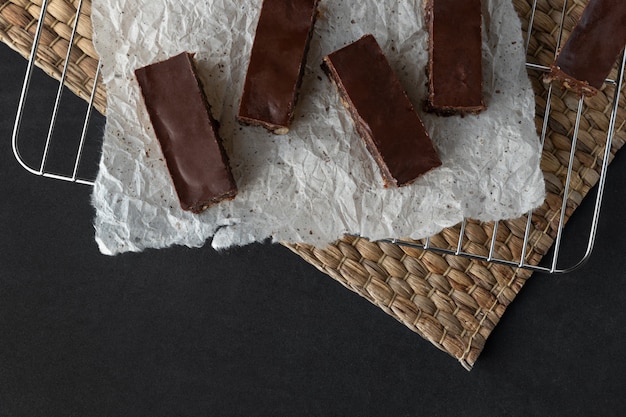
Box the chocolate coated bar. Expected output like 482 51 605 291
135 52 237 213
425 0 486 115
546 0 626 96
322 35 442 187
238 0 320 134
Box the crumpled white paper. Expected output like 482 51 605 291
91 0 545 255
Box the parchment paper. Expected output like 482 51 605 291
91 0 545 255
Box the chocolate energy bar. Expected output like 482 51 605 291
238 0 320 134
135 52 237 213
546 0 626 96
322 35 442 187
425 0 486 115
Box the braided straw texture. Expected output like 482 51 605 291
1 0 624 368
0 0 106 113
288 0 626 368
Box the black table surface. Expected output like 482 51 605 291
1 42 625 416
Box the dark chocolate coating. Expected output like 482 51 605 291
323 35 442 187
425 0 485 115
135 52 237 213
550 0 626 95
238 0 319 134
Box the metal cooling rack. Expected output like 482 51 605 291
10 0 626 273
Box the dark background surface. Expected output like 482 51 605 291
1 42 625 416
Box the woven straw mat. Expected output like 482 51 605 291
1 0 625 369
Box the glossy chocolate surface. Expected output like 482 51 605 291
425 0 485 115
323 35 442 187
135 52 237 213
238 0 319 134
549 0 626 96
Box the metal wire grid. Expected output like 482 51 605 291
10 0 626 273
11 0 99 186
390 1 626 274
